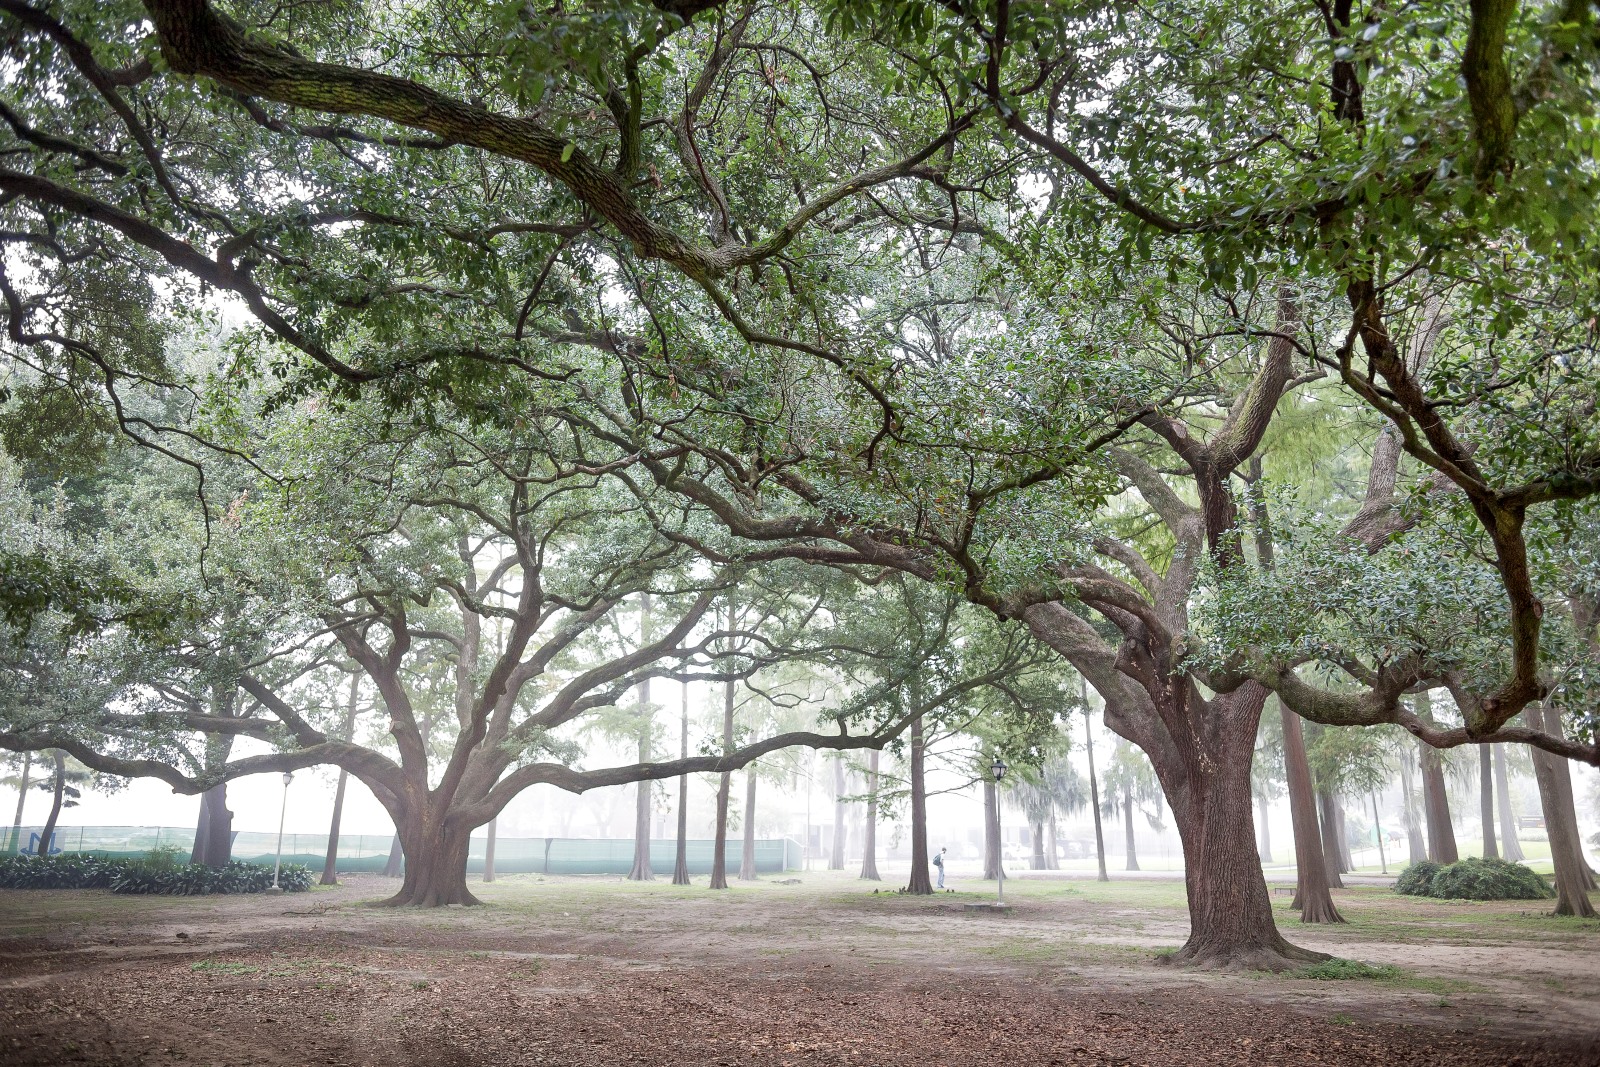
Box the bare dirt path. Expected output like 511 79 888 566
1 872 1595 1065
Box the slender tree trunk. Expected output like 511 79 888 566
905 714 932 894
1334 804 1354 872
1526 706 1597 916
672 681 691 885
629 598 655 882
1280 706 1343 923
1123 785 1140 871
859 749 881 881
1255 789 1274 865
1370 790 1388 874
829 755 847 869
1031 818 1046 870
1315 790 1347 879
739 769 758 880
482 817 497 884
1493 744 1525 862
710 670 734 890
1045 811 1060 870
1479 744 1499 860
1420 742 1459 864
382 832 404 878
982 779 1003 880
322 675 361 885
36 752 65 857
1084 706 1108 883
8 751 29 855
1398 754 1426 864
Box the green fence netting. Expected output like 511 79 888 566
3 825 801 875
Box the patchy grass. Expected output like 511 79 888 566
1297 958 1404 981
189 959 257 975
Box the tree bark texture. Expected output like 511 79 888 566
382 833 404 878
673 681 691 885
739 768 758 880
1525 706 1597 916
1031 817 1046 870
859 749 881 881
829 755 847 870
1479 744 1498 860
982 779 1004 881
1280 706 1343 923
1420 741 1460 864
36 752 65 858
1493 744 1525 862
1084 708 1108 883
1255 788 1274 865
709 671 734 890
1398 754 1427 865
382 814 478 907
1317 789 1347 886
905 714 932 894
483 817 497 883
1123 784 1140 871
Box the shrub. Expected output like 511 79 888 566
1425 857 1553 901
1395 860 1441 896
1297 959 1402 981
0 854 310 895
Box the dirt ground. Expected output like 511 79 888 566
1 871 1596 1066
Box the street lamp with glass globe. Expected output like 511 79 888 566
990 755 1008 906
268 771 293 894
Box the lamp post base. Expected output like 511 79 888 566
264 886 284 895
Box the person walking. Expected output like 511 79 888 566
933 847 947 889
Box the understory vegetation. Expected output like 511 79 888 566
0 852 312 895
1396 858 1555 901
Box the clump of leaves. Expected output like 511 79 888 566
1394 860 1442 896
1395 857 1553 900
0 854 312 895
1297 959 1402 980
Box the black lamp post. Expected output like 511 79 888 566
990 755 1008 905
269 771 293 893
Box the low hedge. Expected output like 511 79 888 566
0 853 312 895
1395 856 1553 901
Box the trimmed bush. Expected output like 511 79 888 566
1395 856 1553 900
0 854 311 895
1394 860 1441 896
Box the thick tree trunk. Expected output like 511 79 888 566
1280 706 1343 923
1123 784 1140 871
482 817 497 884
1526 706 1597 916
1157 687 1328 970
859 749 881 881
982 779 1004 881
9 750 30 854
672 681 691 886
1084 708 1108 883
36 752 65 857
1479 744 1498 860
382 817 479 907
710 672 734 890
1398 754 1427 864
1420 742 1459 864
1543 709 1598 887
905 714 932 894
1031 818 1046 870
1316 789 1347 884
1493 744 1525 862
1045 811 1060 870
829 756 847 870
382 832 404 878
189 785 233 869
739 769 758 880
1255 788 1274 865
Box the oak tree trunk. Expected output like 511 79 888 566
483 817 497 884
1542 709 1598 887
9 750 30 855
1280 706 1343 923
905 714 933 894
194 785 233 869
1493 744 1525 862
859 749 881 881
382 832 404 878
1031 817 1046 870
709 672 734 890
382 817 479 907
829 755 846 870
628 670 654 881
739 769 758 880
321 771 349 885
1526 706 1597 916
